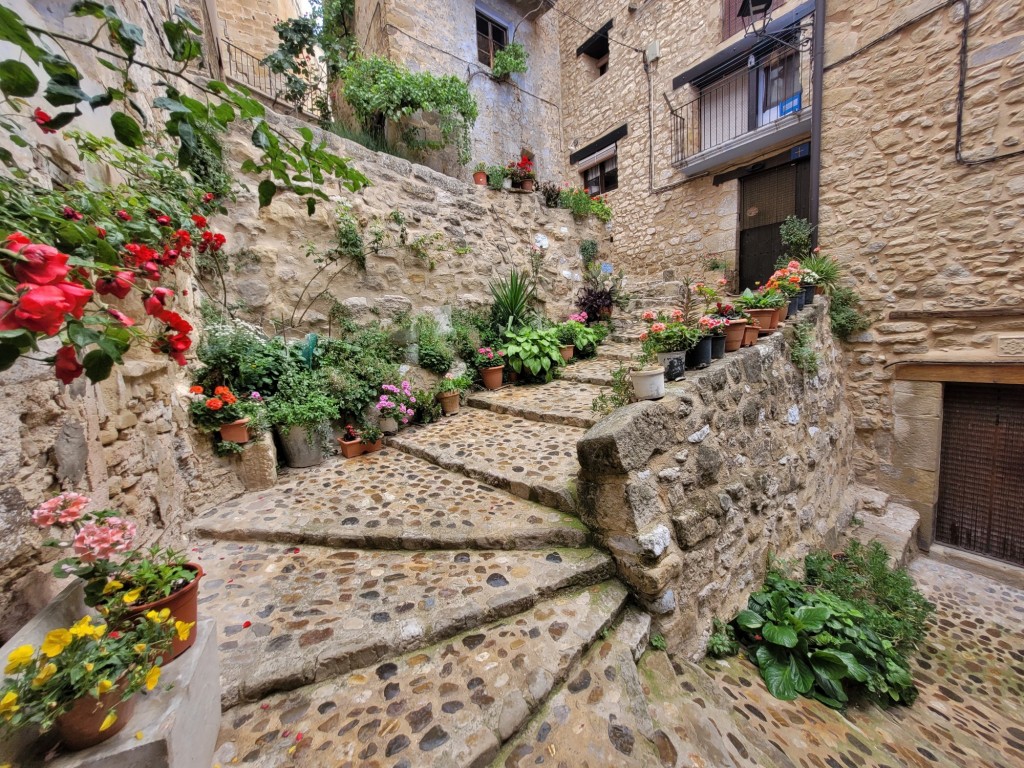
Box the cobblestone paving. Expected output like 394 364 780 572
560 357 622 386
467 380 605 428
192 452 588 551
193 540 614 708
592 341 638 361
213 582 628 768
700 557 1024 768
387 410 584 513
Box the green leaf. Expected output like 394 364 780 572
44 80 88 107
110 111 143 147
763 622 799 649
0 6 43 62
306 198 316 216
153 96 190 113
97 58 120 71
82 348 114 382
735 610 764 630
811 650 868 682
251 124 270 149
793 606 830 633
756 645 799 700
212 102 235 124
66 322 100 348
70 1 106 18
40 53 79 81
89 90 114 109
0 59 38 97
257 179 276 208
162 20 201 62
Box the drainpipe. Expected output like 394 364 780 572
808 0 826 241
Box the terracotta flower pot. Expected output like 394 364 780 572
521 179 535 192
473 171 487 185
126 563 203 662
338 438 363 458
480 365 504 390
743 324 759 347
746 309 775 336
724 319 747 352
56 681 136 750
362 439 384 453
770 306 782 329
437 390 460 415
559 344 574 362
218 417 250 444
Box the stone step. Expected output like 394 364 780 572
466 380 604 429
594 340 640 361
192 540 615 708
492 612 673 767
560 357 626 387
213 581 629 767
387 409 584 515
192 451 588 552
846 500 920 567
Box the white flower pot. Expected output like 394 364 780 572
630 368 665 401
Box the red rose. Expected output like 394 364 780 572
106 308 134 327
95 270 135 299
33 108 56 134
124 243 160 266
137 261 161 281
3 234 70 285
0 300 17 331
96 227 107 239
11 284 71 335
143 287 174 317
212 233 226 251
115 210 131 222
54 345 84 384
61 206 83 221
158 310 192 334
158 248 179 268
57 282 92 319
156 215 171 226
191 214 208 229
173 229 191 248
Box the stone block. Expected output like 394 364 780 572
233 435 278 491
577 400 675 475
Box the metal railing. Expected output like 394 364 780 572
220 39 329 120
670 38 812 166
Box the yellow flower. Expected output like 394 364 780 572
135 731 144 740
102 580 124 595
174 621 195 642
69 616 95 638
0 691 19 720
41 629 72 658
31 663 57 688
97 679 113 695
92 624 107 639
144 608 170 624
145 666 160 691
4 644 34 674
122 587 144 605
133 644 147 654
99 711 117 732
84 662 94 672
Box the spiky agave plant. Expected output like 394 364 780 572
489 267 536 331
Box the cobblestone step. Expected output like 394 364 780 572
593 341 640 361
192 452 588 552
193 540 615 709
387 409 584 514
212 581 628 767
560 357 625 386
466 380 604 429
492 612 671 767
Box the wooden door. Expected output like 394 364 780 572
738 159 809 291
936 383 1024 567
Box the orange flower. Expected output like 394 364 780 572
189 386 203 394
222 394 237 405
214 386 231 397
206 398 223 411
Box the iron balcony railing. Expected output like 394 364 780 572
671 41 813 167
220 39 328 120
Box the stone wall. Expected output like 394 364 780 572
212 0 306 58
817 0 1024 521
576 303 855 657
357 0 564 181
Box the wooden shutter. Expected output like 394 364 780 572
723 0 747 40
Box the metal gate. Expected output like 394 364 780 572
738 160 809 290
936 383 1024 567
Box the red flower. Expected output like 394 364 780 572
61 206 84 221
115 210 131 222
54 345 84 384
109 630 121 639
33 108 56 134
106 308 134 327
202 192 215 203
189 385 204 394
155 214 171 226
9 284 73 335
57 282 92 319
0 300 17 331
96 227 107 239
138 261 161 282
158 310 192 334
124 243 160 266
143 287 174 317
95 271 135 299
173 229 191 249
190 214 208 229
158 248 180 268
3 238 70 286
206 397 223 410
212 233 226 251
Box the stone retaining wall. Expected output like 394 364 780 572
576 303 856 657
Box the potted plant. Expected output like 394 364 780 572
513 155 536 192
435 373 471 415
486 164 510 191
375 381 416 434
360 423 384 452
337 423 363 458
188 386 265 446
554 320 580 361
0 612 178 750
473 162 488 186
575 262 630 323
766 263 805 318
714 303 748 353
502 325 565 383
801 248 841 296
266 370 337 468
698 315 729 359
474 347 505 390
736 288 779 335
630 346 665 401
743 322 760 347
30 494 202 662
800 267 819 306
640 310 701 381
507 161 523 189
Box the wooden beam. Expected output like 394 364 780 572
894 362 1024 384
888 307 1024 320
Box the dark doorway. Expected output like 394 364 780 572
737 159 809 290
936 383 1024 567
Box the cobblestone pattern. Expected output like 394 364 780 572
467 380 606 429
701 557 1024 768
214 581 628 767
193 452 588 551
193 540 614 708
387 410 585 514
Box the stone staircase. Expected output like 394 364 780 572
189 335 1024 768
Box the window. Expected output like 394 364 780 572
577 20 612 78
758 51 801 126
581 151 618 195
476 10 507 68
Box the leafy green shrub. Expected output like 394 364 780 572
801 253 841 293
580 239 599 267
779 215 814 262
490 268 537 331
829 287 871 341
502 326 563 383
707 619 739 658
266 369 338 433
411 387 442 424
789 322 820 376
591 364 631 415
491 42 529 79
318 321 402 418
193 317 291 397
449 308 496 366
414 314 454 374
